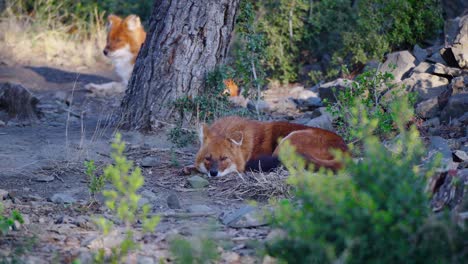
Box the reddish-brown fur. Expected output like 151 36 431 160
195 116 348 176
105 14 146 63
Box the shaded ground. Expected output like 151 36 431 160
0 63 277 263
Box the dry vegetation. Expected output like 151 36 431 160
0 0 108 68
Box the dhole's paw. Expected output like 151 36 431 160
84 82 126 96
181 165 197 176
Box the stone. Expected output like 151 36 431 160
450 76 468 95
0 189 8 200
441 0 468 19
413 44 427 63
318 78 353 102
221 205 268 228
440 93 468 122
247 100 270 113
187 175 209 189
422 117 440 128
305 109 334 131
401 73 449 103
453 150 468 162
187 204 214 214
141 156 161 167
379 51 416 81
291 89 323 110
0 82 41 122
427 50 447 65
415 97 440 119
137 256 155 264
167 193 181 209
441 15 468 69
429 136 452 159
411 62 434 74
34 175 55 182
432 63 467 77
141 190 157 202
0 120 4 127
49 193 76 204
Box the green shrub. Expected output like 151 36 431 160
266 99 467 263
0 203 23 235
84 160 106 202
169 235 220 264
324 69 417 141
93 133 160 263
246 0 442 83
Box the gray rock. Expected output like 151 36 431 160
221 205 268 228
440 93 468 122
412 62 434 74
413 44 428 63
187 204 214 214
167 193 181 209
432 63 468 77
415 97 440 119
141 190 157 202
441 15 468 69
379 51 416 81
450 76 468 95
305 110 334 131
137 256 155 264
49 193 76 204
422 117 440 128
402 73 449 103
453 150 468 162
0 120 5 127
442 0 468 19
318 78 353 102
34 175 55 182
247 99 270 113
137 197 151 209
429 136 452 159
187 175 209 189
0 189 8 200
141 156 161 167
427 50 447 65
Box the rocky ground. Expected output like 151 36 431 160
0 12 467 264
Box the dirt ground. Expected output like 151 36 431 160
0 61 279 263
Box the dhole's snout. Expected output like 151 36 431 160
209 162 219 177
103 48 110 56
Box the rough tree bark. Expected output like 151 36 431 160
121 0 240 130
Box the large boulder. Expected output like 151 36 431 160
379 51 416 81
440 93 468 122
441 0 468 19
318 78 353 103
415 97 440 119
401 73 449 103
0 82 40 122
440 14 468 69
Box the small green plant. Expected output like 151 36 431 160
168 127 197 148
93 133 160 264
267 99 468 263
325 69 417 141
84 160 106 202
0 202 23 235
169 235 220 264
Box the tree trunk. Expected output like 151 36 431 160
121 0 240 130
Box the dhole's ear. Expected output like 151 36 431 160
124 15 142 31
107 14 121 29
199 123 210 145
228 131 243 147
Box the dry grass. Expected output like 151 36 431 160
0 0 108 68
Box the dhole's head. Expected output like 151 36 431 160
103 14 146 59
195 124 245 177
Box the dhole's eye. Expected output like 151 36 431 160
204 156 211 161
220 156 227 161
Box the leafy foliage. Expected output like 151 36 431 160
84 160 106 202
325 69 417 141
93 133 160 263
169 235 220 264
247 0 443 82
267 99 468 263
0 203 23 235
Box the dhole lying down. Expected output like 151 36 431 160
194 116 348 177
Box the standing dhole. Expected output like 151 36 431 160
85 14 146 95
194 116 348 178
